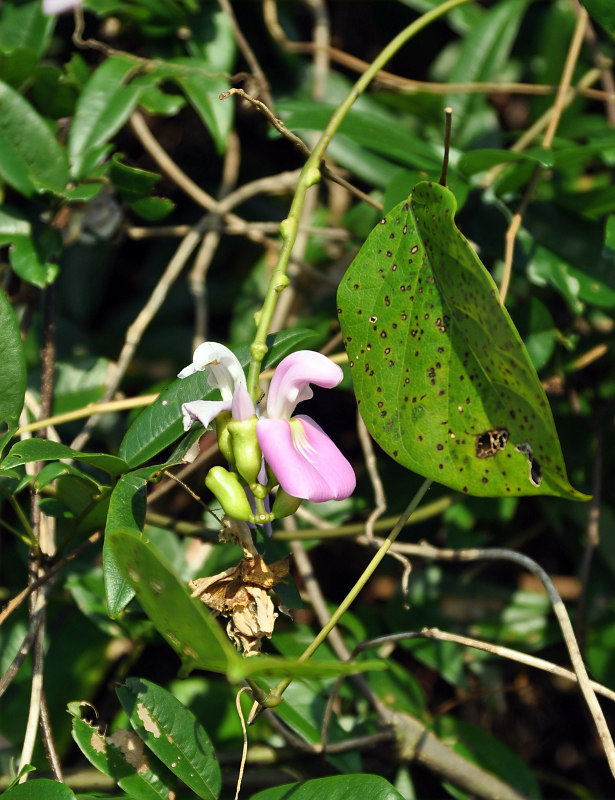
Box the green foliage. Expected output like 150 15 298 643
1 0 614 796
0 289 26 449
249 774 406 800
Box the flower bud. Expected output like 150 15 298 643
228 416 263 485
271 488 302 519
214 411 234 464
205 466 252 521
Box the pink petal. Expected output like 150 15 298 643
43 0 80 12
181 399 231 431
256 414 355 502
266 351 343 419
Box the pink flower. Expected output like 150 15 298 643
179 345 355 503
43 0 81 13
256 351 355 502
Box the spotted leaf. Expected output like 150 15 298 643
337 181 588 500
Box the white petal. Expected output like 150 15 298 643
178 341 245 401
43 0 80 12
181 399 231 431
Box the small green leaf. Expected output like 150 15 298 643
2 439 129 476
116 677 221 800
68 55 142 179
0 288 26 449
104 474 148 618
249 774 405 800
0 205 58 287
0 79 69 196
0 779 77 800
338 182 588 500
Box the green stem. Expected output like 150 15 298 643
266 479 433 703
246 0 473 400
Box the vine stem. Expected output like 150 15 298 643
260 479 432 707
246 0 473 400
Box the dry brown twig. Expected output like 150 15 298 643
219 88 382 210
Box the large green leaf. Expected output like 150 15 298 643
71 715 177 800
118 329 317 468
337 181 588 500
68 54 143 179
104 473 148 618
249 774 405 800
0 289 26 449
2 439 129 476
116 677 221 800
0 79 68 196
106 525 242 676
107 527 382 681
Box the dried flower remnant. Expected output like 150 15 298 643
190 554 290 656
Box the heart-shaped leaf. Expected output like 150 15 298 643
337 181 588 501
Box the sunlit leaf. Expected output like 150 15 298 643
116 677 221 800
338 181 588 500
250 774 405 800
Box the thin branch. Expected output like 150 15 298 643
220 88 382 210
262 0 614 102
0 532 102 629
576 411 603 641
499 6 589 305
583 13 615 125
0 593 45 698
39 688 64 781
234 686 252 800
189 130 241 347
70 222 206 451
18 617 45 778
218 0 274 109
387 542 615 779
352 627 615 704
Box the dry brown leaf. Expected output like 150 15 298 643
190 554 290 655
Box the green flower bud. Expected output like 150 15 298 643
228 415 262 485
215 411 234 464
271 488 302 519
205 466 252 521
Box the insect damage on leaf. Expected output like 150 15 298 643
337 181 589 501
475 428 509 458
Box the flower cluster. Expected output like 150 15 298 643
179 343 355 524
